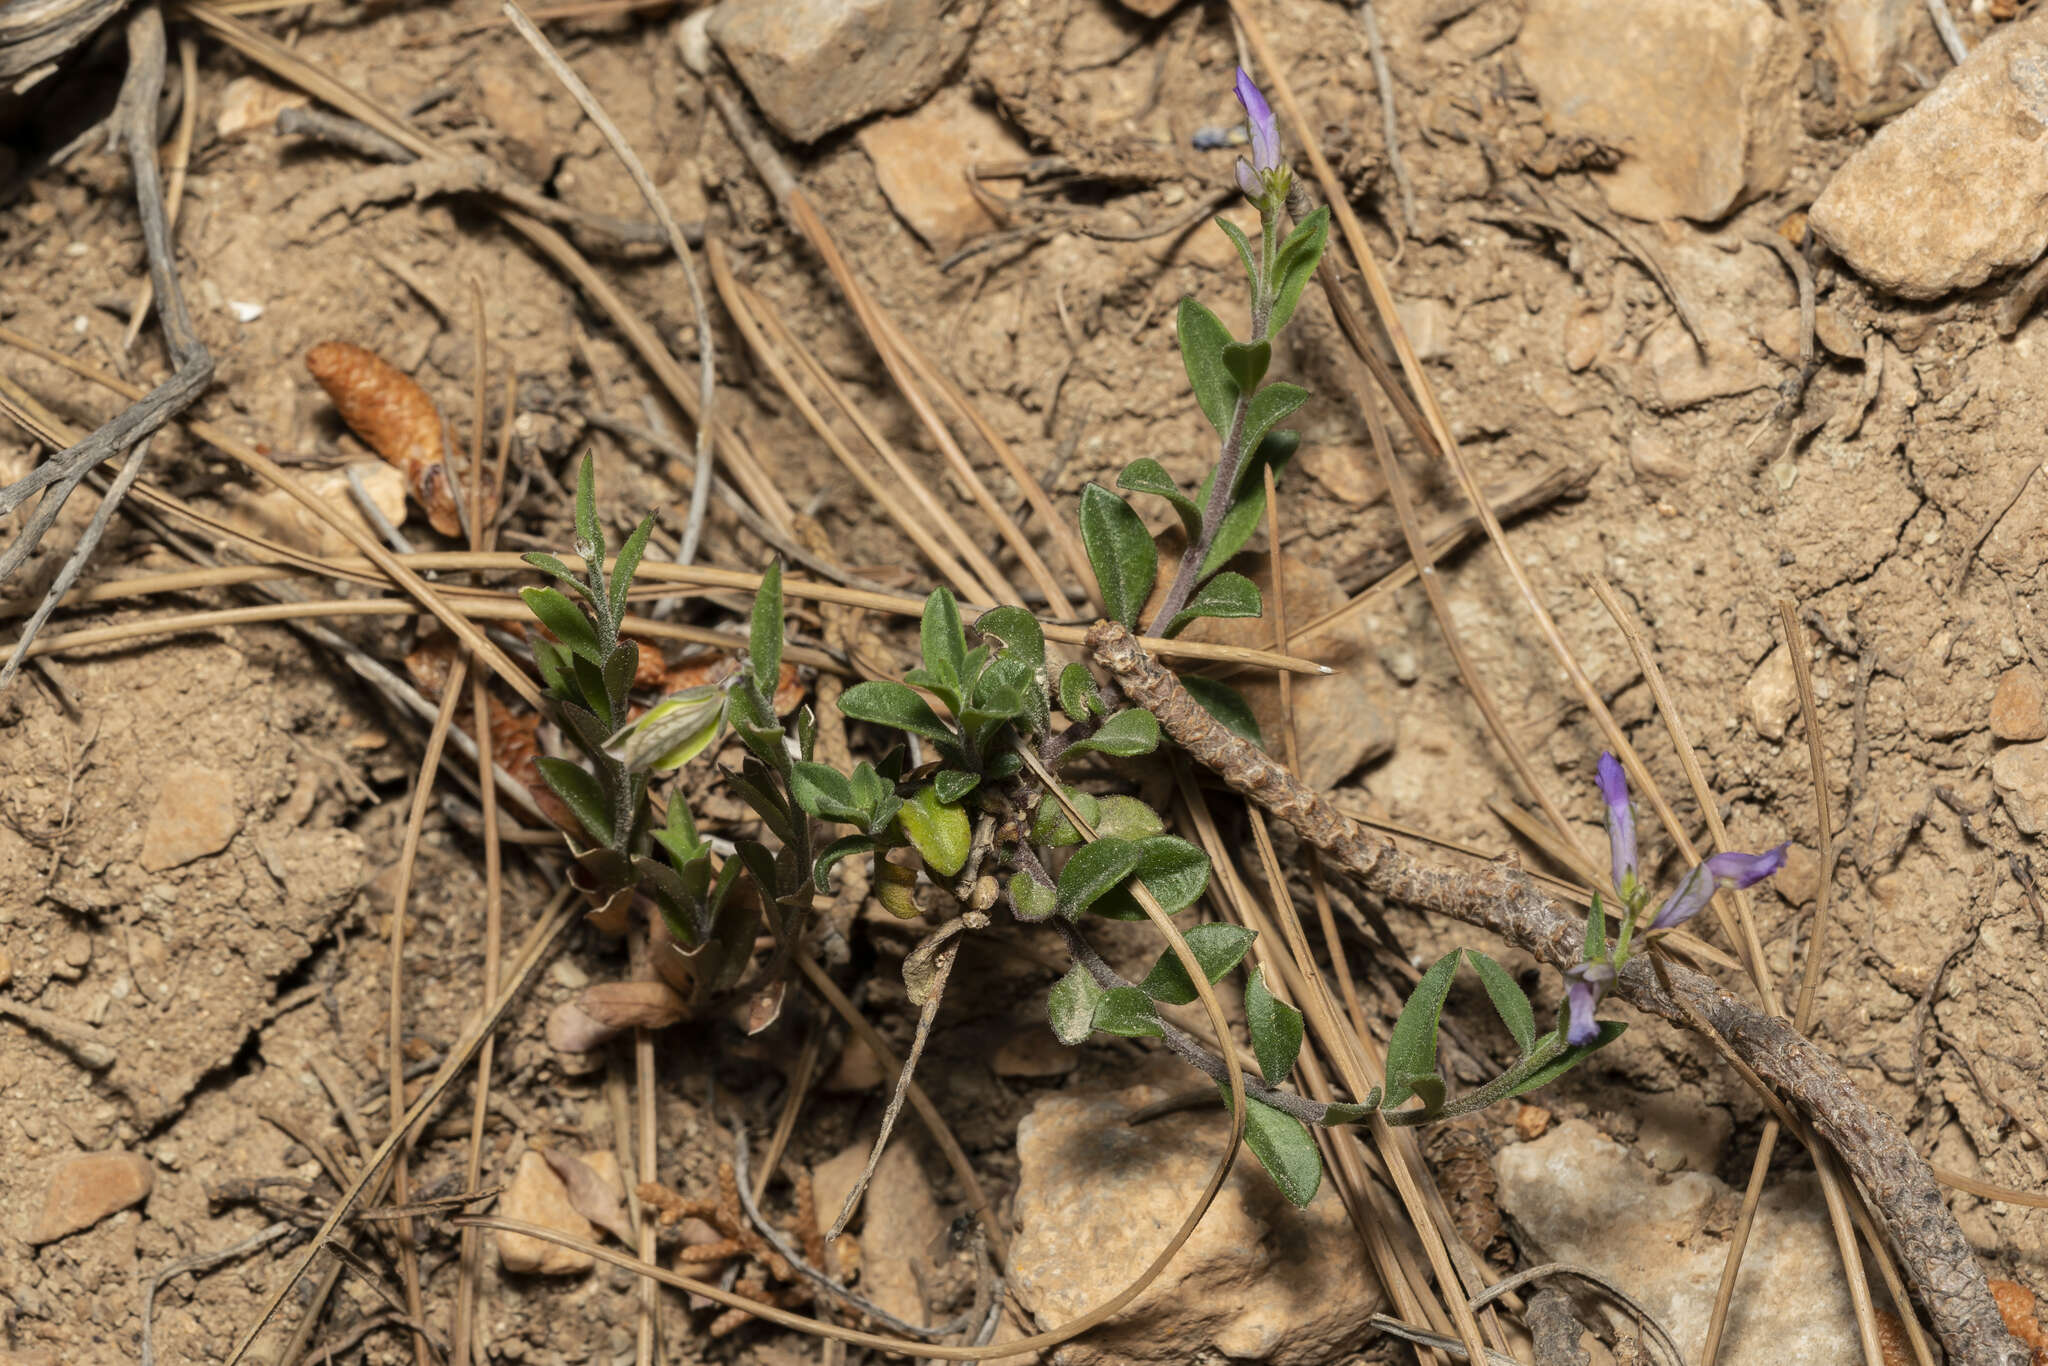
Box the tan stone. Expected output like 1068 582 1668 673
1741 646 1799 741
476 66 560 183
1295 444 1385 506
496 1149 597 1274
1563 308 1604 371
1637 314 1770 411
1992 741 2048 835
1011 1087 1381 1364
1811 11 2048 297
138 764 239 871
1773 842 1823 906
29 1151 154 1244
992 1030 1078 1079
220 462 407 560
214 76 308 139
1824 0 1927 107
812 1136 944 1323
858 87 1025 253
1991 666 2048 742
1516 0 1800 222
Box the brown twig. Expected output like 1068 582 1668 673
1086 619 2029 1366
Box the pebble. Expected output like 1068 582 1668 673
1296 444 1385 507
220 463 407 562
496 1150 597 1275
1562 308 1603 371
0 948 11 987
813 1135 943 1323
213 75 308 139
138 765 241 872
991 1030 1078 1079
1636 314 1770 411
29 1151 155 1245
1992 666 2048 742
1628 427 1692 482
1496 1121 1857 1366
707 0 981 144
1810 10 2048 297
1772 842 1823 906
1992 741 2048 835
1741 645 1799 741
857 86 1025 253
1823 0 1927 107
1516 0 1799 221
1010 1087 1381 1364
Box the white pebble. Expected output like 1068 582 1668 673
229 300 264 323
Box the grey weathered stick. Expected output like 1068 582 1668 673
1085 619 2028 1366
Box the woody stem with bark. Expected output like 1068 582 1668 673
1086 619 2028 1366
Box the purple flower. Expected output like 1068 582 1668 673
1235 68 1280 173
1648 844 1790 931
1563 961 1615 1046
1236 157 1263 200
1596 752 1636 897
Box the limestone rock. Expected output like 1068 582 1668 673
221 462 407 560
1184 554 1395 789
1563 309 1604 371
1296 445 1384 506
1496 1121 1857 1366
859 86 1025 253
29 1151 154 1244
1811 12 2048 297
1992 666 2048 742
708 0 982 144
813 1136 944 1324
214 76 307 139
497 1149 596 1274
139 764 240 871
1992 741 2048 835
1741 646 1798 741
1636 315 1770 411
1394 297 1454 363
992 1030 1079 1079
1012 1087 1380 1365
1824 0 1929 107
1516 0 1799 221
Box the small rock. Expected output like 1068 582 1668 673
1637 315 1769 410
0 949 12 988
813 1136 943 1323
1634 1094 1732 1173
138 765 240 871
549 958 590 990
1516 0 1799 221
1992 666 2048 741
1563 309 1604 371
59 932 90 969
1514 1104 1553 1141
821 1036 888 1092
1992 741 2048 835
1824 0 1927 107
858 86 1024 253
497 1150 596 1275
1772 842 1823 906
708 0 983 144
992 1031 1079 1079
1394 297 1454 363
1296 445 1385 507
1496 1121 1856 1366
1113 0 1177 16
477 67 561 183
1741 646 1799 741
1185 554 1396 789
1813 303 1864 359
1012 1087 1381 1364
1810 11 2048 297
214 75 308 139
221 462 407 560
29 1151 154 1244
1628 428 1692 481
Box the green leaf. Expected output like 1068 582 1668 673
532 636 574 698
1047 965 1103 1045
1165 571 1262 638
536 757 612 846
839 680 956 745
1245 966 1304 1085
1117 458 1200 540
1266 205 1329 338
520 585 602 666
727 762 798 847
1057 663 1106 724
1062 707 1159 760
920 587 966 689
750 562 784 699
1215 215 1258 296
1177 296 1241 434
812 835 875 895
1078 484 1158 632
521 551 593 603
1031 788 1101 847
1010 871 1059 922
790 762 862 824
1498 1023 1627 1101
1466 950 1537 1056
1181 676 1264 748
1584 890 1610 965
933 770 980 804
1139 922 1257 1005
1090 985 1165 1038
1240 384 1309 469
602 642 638 715
1094 794 1164 842
1319 1099 1379 1124
1235 1092 1322 1207
608 514 656 627
651 797 705 868
573 452 605 564
1221 339 1271 394
1381 949 1461 1111
1091 835 1211 920
898 784 972 878
974 605 1045 675
1055 837 1144 918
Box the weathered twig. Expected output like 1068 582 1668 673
1085 619 2028 1366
